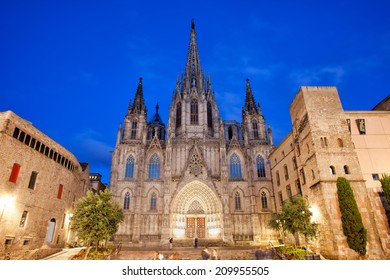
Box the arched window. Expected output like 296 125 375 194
344 165 350 174
176 102 182 128
230 153 242 179
123 192 130 210
261 191 268 209
329 166 336 175
228 126 233 140
235 192 241 210
150 192 157 210
131 121 137 139
148 154 160 178
256 155 266 178
207 102 213 129
190 99 198 124
125 156 135 178
252 120 259 139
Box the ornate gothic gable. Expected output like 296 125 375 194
188 143 204 177
228 135 242 152
148 134 162 151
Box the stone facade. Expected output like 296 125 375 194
0 111 90 259
270 87 390 259
110 22 276 245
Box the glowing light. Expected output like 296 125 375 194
0 195 15 206
208 228 220 237
309 206 320 222
173 229 185 238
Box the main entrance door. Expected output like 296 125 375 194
186 217 205 238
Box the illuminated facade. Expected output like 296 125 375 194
0 111 89 259
110 22 276 245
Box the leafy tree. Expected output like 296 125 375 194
71 189 124 259
268 195 318 247
336 177 367 256
379 173 390 205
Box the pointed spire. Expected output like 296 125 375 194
185 19 202 91
131 77 146 115
244 78 258 114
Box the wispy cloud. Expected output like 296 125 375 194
290 65 345 86
73 129 113 166
215 91 243 120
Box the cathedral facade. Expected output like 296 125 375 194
109 22 276 245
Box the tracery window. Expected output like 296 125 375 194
150 192 157 210
123 192 130 210
235 192 241 210
256 155 266 178
252 120 259 139
261 191 268 209
125 156 135 178
148 153 160 179
190 99 198 124
131 121 137 139
230 153 242 179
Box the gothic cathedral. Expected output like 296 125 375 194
110 21 276 245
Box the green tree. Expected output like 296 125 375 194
379 173 390 205
268 196 318 247
336 177 367 256
71 189 124 259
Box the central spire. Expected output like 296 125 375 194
185 19 203 91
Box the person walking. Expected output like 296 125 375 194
194 237 198 248
169 237 173 250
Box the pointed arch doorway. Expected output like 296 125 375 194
171 180 223 239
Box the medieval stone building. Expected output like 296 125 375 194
110 22 276 245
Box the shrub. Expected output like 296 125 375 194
336 177 367 256
380 173 390 205
276 245 307 260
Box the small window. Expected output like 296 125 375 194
344 165 350 174
28 171 38 190
311 169 315 179
5 239 13 246
329 166 336 175
284 165 289 181
357 119 366 135
372 174 379 181
279 191 283 206
300 169 306 185
9 163 21 183
286 185 293 202
292 157 297 170
23 239 30 246
57 184 63 199
19 131 26 142
276 171 280 186
13 127 20 139
19 211 28 227
337 138 344 147
131 121 137 139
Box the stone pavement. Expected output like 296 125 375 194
113 246 278 260
42 247 85 260
42 245 279 260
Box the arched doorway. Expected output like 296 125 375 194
46 218 56 243
171 180 223 239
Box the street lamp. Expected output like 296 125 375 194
0 195 15 223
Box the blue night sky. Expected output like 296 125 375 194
1 0 389 184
